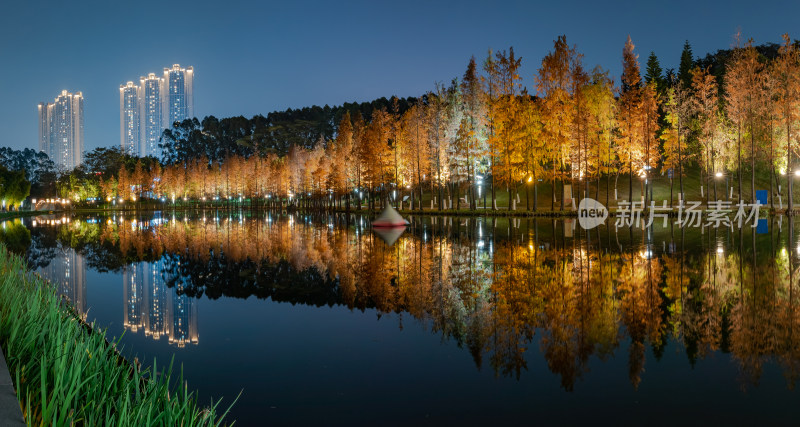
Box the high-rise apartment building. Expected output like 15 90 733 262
140 73 164 157
119 64 193 157
38 90 84 170
163 64 194 130
119 82 140 155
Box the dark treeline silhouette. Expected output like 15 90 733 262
695 40 800 92
160 96 418 164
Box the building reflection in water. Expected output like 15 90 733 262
123 260 198 347
40 212 800 391
38 248 87 320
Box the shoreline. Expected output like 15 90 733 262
10 205 778 218
0 244 234 425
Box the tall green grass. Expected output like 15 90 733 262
0 244 235 426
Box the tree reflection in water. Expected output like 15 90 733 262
14 212 800 391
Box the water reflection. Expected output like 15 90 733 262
123 261 198 347
13 212 800 392
38 247 86 320
372 225 406 246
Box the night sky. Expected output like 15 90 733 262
1 0 797 153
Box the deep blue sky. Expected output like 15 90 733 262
1 0 798 153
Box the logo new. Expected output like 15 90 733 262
578 198 608 229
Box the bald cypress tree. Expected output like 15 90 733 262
619 36 643 204
461 56 483 210
774 34 800 214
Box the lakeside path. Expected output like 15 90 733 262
0 346 24 426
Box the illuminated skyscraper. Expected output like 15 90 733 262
121 65 193 157
37 102 51 158
119 82 140 155
162 64 194 129
139 73 164 157
38 90 84 170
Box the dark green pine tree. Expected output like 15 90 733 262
677 40 694 89
644 52 663 83
644 51 666 97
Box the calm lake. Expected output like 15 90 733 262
1 211 799 425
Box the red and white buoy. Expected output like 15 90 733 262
372 205 409 228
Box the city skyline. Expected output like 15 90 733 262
120 64 194 157
2 1 797 156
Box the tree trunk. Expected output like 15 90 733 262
738 126 742 201
789 132 794 214
491 175 497 210
670 178 674 208
628 160 633 203
751 128 755 204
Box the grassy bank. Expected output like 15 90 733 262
0 245 234 425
